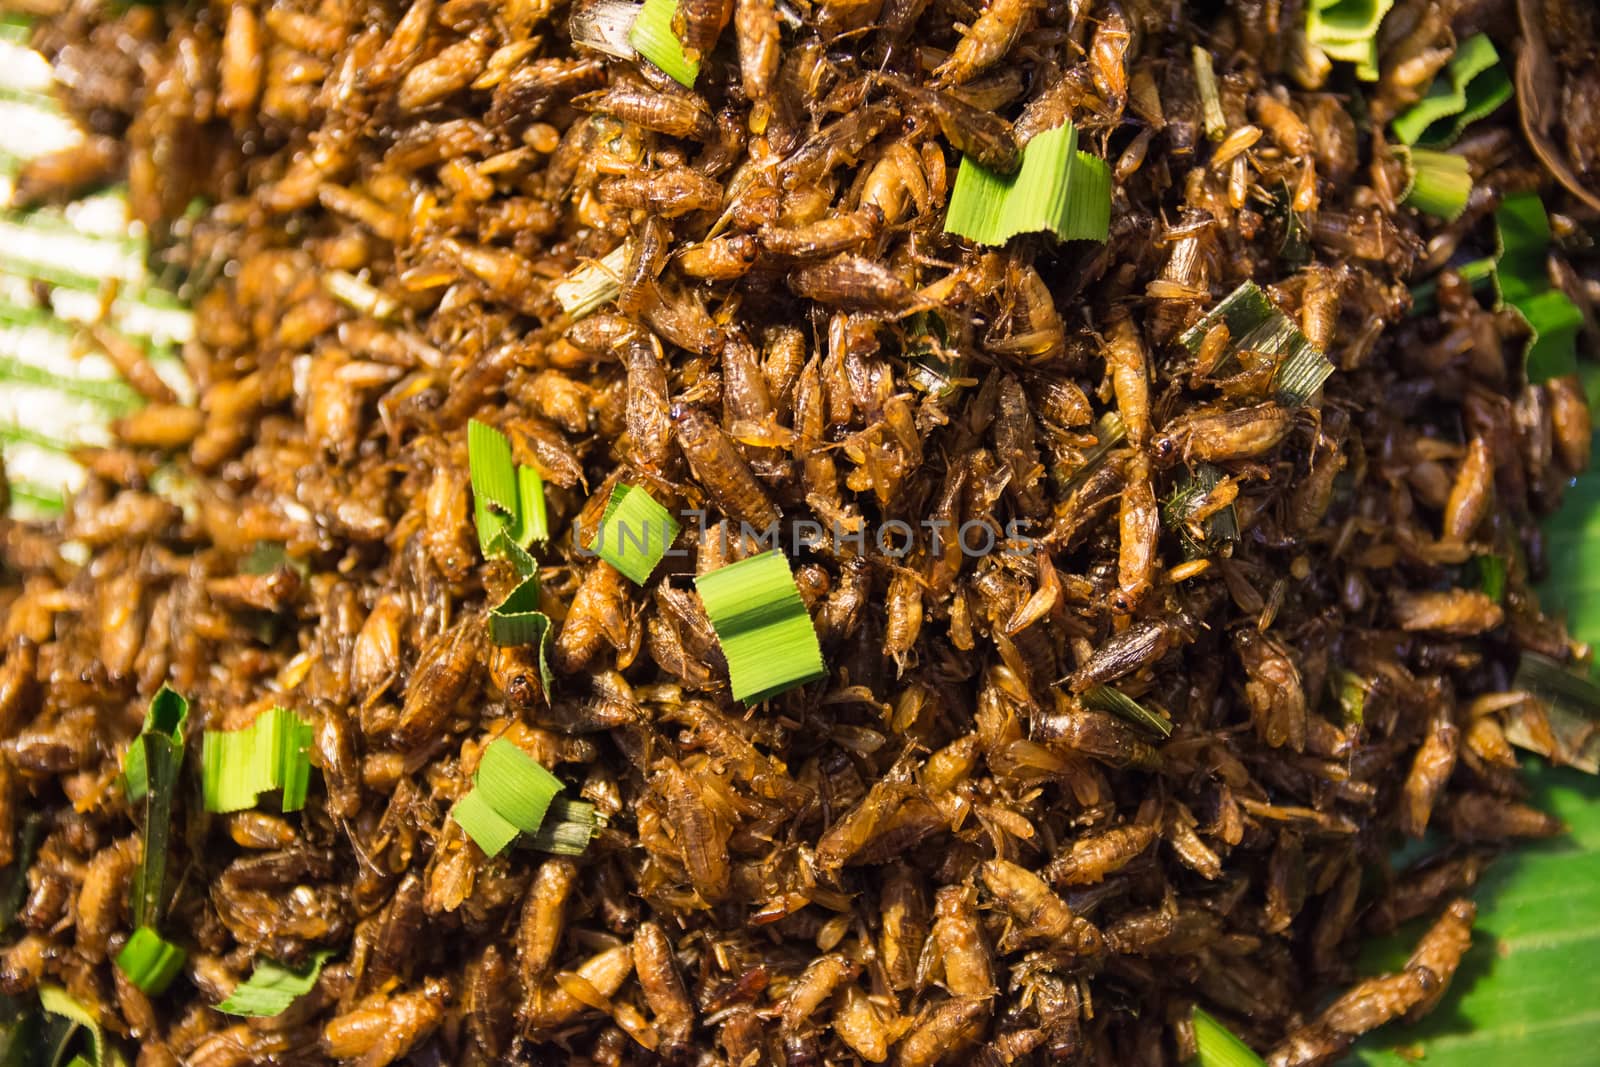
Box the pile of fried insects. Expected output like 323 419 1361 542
2 0 1600 1063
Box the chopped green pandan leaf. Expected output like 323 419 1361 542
451 788 521 858
475 739 564 834
468 420 548 553
124 687 190 932
1306 0 1393 81
1494 192 1583 383
1395 146 1472 221
1163 464 1238 558
122 685 187 805
1474 554 1507 604
628 0 699 88
1272 339 1335 405
1334 668 1367 725
485 534 555 693
200 707 315 814
591 484 680 584
1178 282 1330 405
944 122 1110 247
1081 684 1173 738
114 927 186 996
1177 281 1278 354
1391 34 1512 147
468 418 518 551
214 950 333 1017
1192 46 1227 142
1193 1006 1267 1067
696 550 827 703
1060 411 1127 496
522 796 604 855
38 985 104 1067
0 813 42 934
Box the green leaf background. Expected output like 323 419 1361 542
1352 420 1600 1064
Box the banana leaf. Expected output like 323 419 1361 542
1352 433 1600 1064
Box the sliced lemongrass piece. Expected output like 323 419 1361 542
696 550 826 703
475 738 564 834
114 927 186 996
1081 684 1173 739
214 950 334 1017
200 707 315 814
1193 1006 1266 1067
1177 281 1276 354
523 796 605 855
628 0 698 87
1395 146 1471 221
944 121 1110 246
1391 33 1511 147
554 243 630 320
1179 282 1329 406
452 788 521 857
590 483 680 584
1495 192 1583 382
1192 46 1227 142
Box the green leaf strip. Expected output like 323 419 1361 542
1391 33 1513 147
1306 0 1394 81
1395 146 1472 222
38 985 104 1067
1082 684 1173 739
475 739 564 834
628 0 700 87
944 122 1110 247
214 950 334 1017
124 687 189 931
591 484 680 585
451 789 521 857
1193 1005 1267 1067
200 707 315 814
1179 281 1331 407
114 927 186 996
1494 192 1583 383
696 550 827 703
1514 652 1600 721
523 796 605 855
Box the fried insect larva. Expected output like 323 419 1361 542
931 0 1040 86
1045 824 1157 886
979 859 1103 956
929 884 995 996
633 921 694 1046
